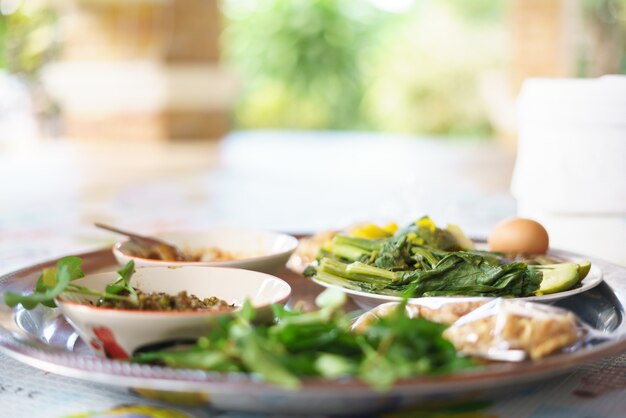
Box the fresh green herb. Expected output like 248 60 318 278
4 256 85 309
133 288 474 390
357 302 472 388
104 260 139 305
3 258 138 310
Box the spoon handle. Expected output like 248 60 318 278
94 222 188 261
94 223 158 244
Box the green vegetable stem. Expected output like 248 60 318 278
308 218 544 298
3 258 139 310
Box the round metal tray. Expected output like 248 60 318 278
1 249 625 415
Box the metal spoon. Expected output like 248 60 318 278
94 222 189 261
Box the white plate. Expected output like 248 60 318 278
312 259 604 311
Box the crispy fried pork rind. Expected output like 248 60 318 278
443 299 581 361
352 299 488 334
353 298 585 361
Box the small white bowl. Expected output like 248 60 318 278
56 266 291 359
113 228 299 273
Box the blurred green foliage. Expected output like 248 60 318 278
363 1 504 138
222 0 388 130
222 0 504 137
0 4 58 78
3 0 624 139
579 0 626 75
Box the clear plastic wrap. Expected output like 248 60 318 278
443 299 581 361
353 298 589 361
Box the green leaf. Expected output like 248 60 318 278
133 280 474 390
117 259 135 282
314 288 346 310
34 272 58 308
104 260 138 305
315 353 355 378
4 256 85 310
231 322 300 389
58 256 86 282
239 299 256 323
134 350 239 372
40 268 57 288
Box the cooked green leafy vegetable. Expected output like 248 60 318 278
133 289 474 390
305 217 543 298
3 258 138 310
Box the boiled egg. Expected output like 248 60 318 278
488 217 549 255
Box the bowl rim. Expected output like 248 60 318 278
56 265 292 316
113 227 299 265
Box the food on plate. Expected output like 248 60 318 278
125 241 257 263
3 258 233 312
443 299 580 360
97 290 233 311
94 222 190 261
303 217 591 298
4 256 92 310
134 289 474 390
114 229 299 274
311 252 542 297
289 229 340 272
288 223 400 273
352 300 487 333
534 262 586 295
354 299 582 361
0 252 595 390
188 246 261 262
413 300 488 325
349 222 399 239
488 217 549 255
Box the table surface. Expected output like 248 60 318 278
1 132 625 417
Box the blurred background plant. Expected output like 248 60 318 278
2 0 626 142
362 0 505 138
0 0 59 142
0 0 58 78
579 0 626 76
221 0 389 131
222 0 504 138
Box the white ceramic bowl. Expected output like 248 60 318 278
113 228 299 273
56 266 291 359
